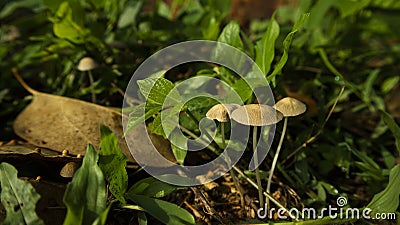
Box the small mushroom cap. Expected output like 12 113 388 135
231 104 283 126
60 162 79 178
273 97 306 117
77 57 97 71
206 104 241 122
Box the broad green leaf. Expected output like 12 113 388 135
92 201 115 225
268 13 309 86
125 103 162 136
380 110 400 154
367 164 400 216
126 194 195 225
255 16 279 75
63 144 106 225
99 125 128 203
51 2 89 44
333 0 370 18
0 162 45 225
137 77 181 107
149 105 181 138
170 128 188 165
127 177 181 198
117 1 142 28
201 15 220 40
214 21 246 72
149 113 165 137
217 21 243 49
232 79 253 102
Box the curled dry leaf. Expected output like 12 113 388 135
12 69 175 166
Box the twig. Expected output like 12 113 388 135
190 187 226 224
282 86 345 164
183 200 204 220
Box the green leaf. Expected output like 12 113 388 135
0 0 44 19
267 13 309 86
169 129 188 165
117 1 142 28
0 163 45 225
255 16 280 75
125 104 162 136
217 21 243 49
63 144 106 225
99 125 128 203
148 106 180 138
92 201 115 225
214 21 246 71
126 194 195 225
232 79 253 102
51 2 89 44
333 0 370 18
380 110 400 154
367 164 400 216
381 76 399 94
127 177 181 198
137 77 181 107
138 211 147 225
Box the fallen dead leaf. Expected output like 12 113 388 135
12 69 176 166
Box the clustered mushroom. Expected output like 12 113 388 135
204 97 306 208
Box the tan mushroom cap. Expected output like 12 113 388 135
231 104 283 126
77 57 97 71
206 103 241 122
60 162 79 178
273 97 306 117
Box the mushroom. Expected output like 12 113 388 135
77 57 98 103
267 97 306 197
206 103 245 206
231 104 283 207
60 162 80 178
206 103 240 147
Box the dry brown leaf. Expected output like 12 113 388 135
12 69 176 166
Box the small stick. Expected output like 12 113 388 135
190 187 226 224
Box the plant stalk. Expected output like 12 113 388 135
253 126 264 208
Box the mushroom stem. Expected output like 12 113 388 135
221 123 245 208
267 117 288 197
221 123 225 148
88 70 96 103
253 126 264 208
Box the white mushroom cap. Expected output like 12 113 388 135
206 104 240 122
231 104 283 126
77 57 97 71
273 97 306 117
